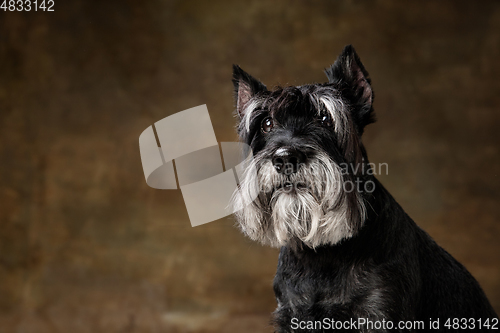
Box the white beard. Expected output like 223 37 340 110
232 151 366 248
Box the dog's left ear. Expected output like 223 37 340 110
325 45 375 131
232 65 267 118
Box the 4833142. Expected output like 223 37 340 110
1 0 54 11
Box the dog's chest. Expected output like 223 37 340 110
273 251 392 324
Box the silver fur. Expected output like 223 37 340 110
232 148 367 249
242 98 263 132
309 88 349 144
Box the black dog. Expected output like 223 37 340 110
231 45 498 332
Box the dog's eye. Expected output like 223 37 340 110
319 113 333 127
261 117 274 133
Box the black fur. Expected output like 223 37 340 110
232 45 498 332
324 45 375 134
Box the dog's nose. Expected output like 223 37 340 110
272 148 306 174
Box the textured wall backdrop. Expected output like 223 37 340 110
0 1 499 332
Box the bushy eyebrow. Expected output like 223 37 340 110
242 98 265 132
240 86 351 145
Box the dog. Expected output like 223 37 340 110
231 45 498 332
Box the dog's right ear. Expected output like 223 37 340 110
232 65 267 118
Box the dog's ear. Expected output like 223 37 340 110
325 45 375 131
232 65 267 118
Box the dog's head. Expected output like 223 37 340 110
232 45 376 248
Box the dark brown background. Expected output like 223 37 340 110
1 1 499 332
